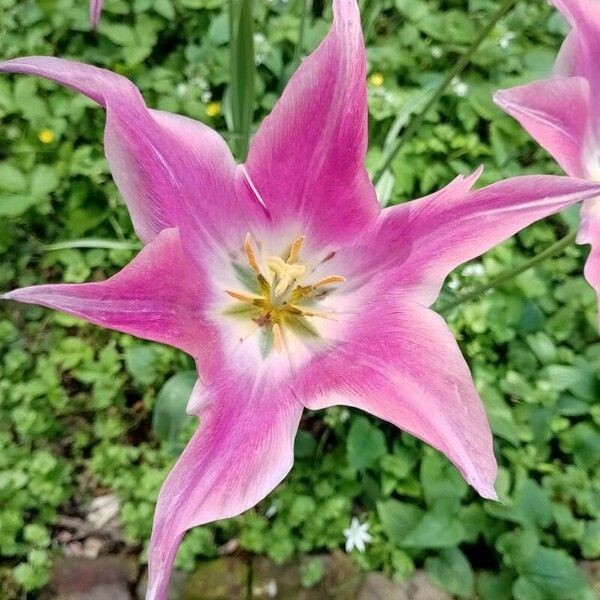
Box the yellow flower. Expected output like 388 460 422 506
369 72 384 87
206 101 221 118
38 129 55 144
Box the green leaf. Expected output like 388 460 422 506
0 163 27 193
0 194 35 217
496 529 538 569
425 548 474 598
486 478 552 528
30 165 60 198
401 508 465 549
152 371 197 450
124 345 158 386
43 239 141 251
477 571 515 600
377 499 423 545
582 520 600 559
513 547 587 600
229 0 255 159
560 423 600 469
294 430 317 458
420 451 468 506
346 416 387 471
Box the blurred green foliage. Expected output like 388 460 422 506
1 0 599 598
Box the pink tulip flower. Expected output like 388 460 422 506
3 1 600 598
495 0 600 323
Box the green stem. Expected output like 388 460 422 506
440 230 578 313
373 0 516 185
291 0 312 74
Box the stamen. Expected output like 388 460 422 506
226 289 263 303
288 305 337 320
225 234 346 356
312 275 346 288
288 236 305 263
243 233 261 274
272 323 284 352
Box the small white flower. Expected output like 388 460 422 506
201 90 213 103
176 83 189 97
343 517 373 553
447 277 460 291
451 77 470 98
498 31 516 50
191 76 209 91
431 46 443 59
265 503 278 518
462 262 485 278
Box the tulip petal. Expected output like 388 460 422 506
296 299 497 499
494 77 590 177
90 0 104 29
244 0 379 245
0 57 263 256
147 379 302 600
552 0 600 134
358 174 600 305
578 199 600 325
2 229 218 363
554 30 581 77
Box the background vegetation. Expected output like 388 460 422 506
1 0 600 598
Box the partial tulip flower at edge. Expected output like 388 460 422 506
3 1 600 599
495 0 600 325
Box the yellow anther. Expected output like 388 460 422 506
243 233 261 274
288 305 337 320
225 289 262 303
272 323 284 352
288 236 305 263
312 275 346 288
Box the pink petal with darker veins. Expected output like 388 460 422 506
146 376 303 600
494 78 590 178
0 57 265 263
295 298 497 499
244 0 379 246
578 199 600 327
552 0 600 135
2 229 220 373
355 174 600 306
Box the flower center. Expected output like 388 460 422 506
223 233 345 357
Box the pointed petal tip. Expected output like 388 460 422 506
478 485 499 502
492 88 506 104
468 473 498 501
1 289 19 301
